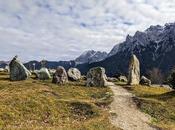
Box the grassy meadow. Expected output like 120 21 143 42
0 72 119 130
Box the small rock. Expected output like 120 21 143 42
107 77 118 82
140 76 151 86
81 75 87 80
118 76 127 82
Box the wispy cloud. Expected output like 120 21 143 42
0 0 175 61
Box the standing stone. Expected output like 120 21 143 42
37 68 51 80
9 56 30 81
52 66 68 84
128 54 140 85
67 68 81 81
86 67 108 87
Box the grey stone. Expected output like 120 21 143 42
107 77 118 82
36 68 51 80
67 68 81 81
86 67 108 87
140 76 151 86
118 76 127 82
128 55 140 85
52 66 68 84
81 75 87 80
9 56 30 81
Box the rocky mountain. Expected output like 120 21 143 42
24 50 107 70
75 50 108 64
108 44 120 57
78 23 175 76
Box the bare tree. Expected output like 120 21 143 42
148 68 164 84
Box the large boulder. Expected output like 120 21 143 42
36 68 51 80
67 68 81 81
52 66 68 84
128 54 140 85
140 76 151 86
9 56 31 81
86 67 108 87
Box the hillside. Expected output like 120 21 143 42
0 72 119 130
78 23 175 76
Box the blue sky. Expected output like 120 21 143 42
0 0 175 61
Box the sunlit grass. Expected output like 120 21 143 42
0 72 119 130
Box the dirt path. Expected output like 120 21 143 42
109 85 156 130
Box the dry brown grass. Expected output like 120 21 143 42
0 72 120 130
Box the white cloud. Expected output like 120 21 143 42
0 0 175 61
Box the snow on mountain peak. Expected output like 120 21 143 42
75 50 107 64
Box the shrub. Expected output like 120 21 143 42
167 69 175 89
148 68 164 84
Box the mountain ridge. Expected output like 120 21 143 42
78 22 175 76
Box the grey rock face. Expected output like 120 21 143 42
67 68 81 81
128 55 140 85
9 56 30 81
36 68 51 80
75 50 107 64
52 66 68 84
86 67 107 87
108 44 120 57
140 76 151 86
